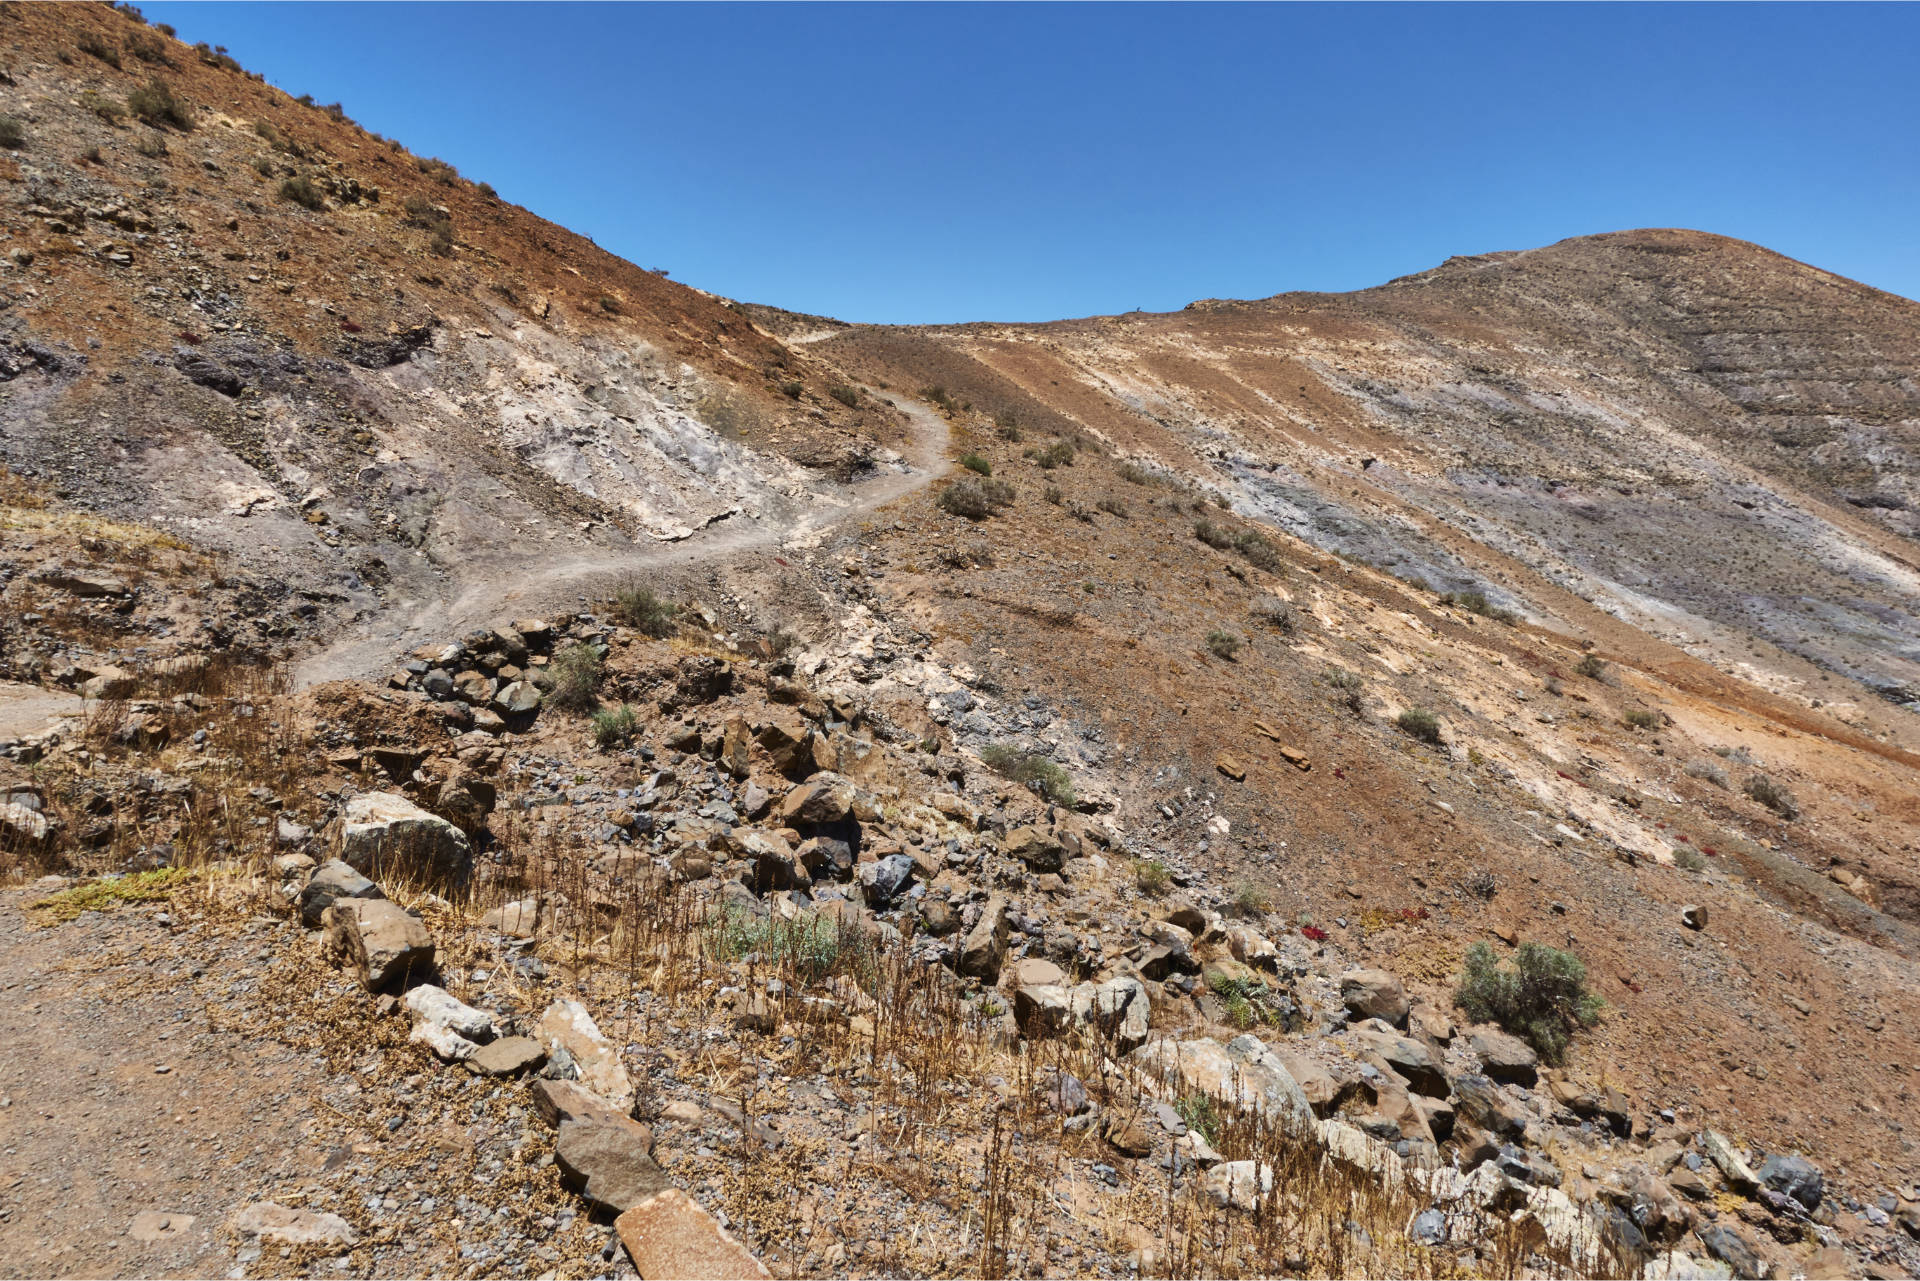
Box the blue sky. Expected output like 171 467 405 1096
142 2 1920 324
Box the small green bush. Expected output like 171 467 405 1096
1175 1091 1221 1144
780 380 803 398
1674 847 1707 872
979 744 1076 807
609 583 678 637
827 384 859 407
1096 496 1128 519
1623 707 1662 731
1576 652 1606 680
1117 461 1160 486
1442 590 1518 623
1232 880 1273 915
1235 531 1280 571
1135 859 1172 897
994 410 1022 441
1396 706 1442 744
1251 597 1294 632
590 703 638 747
1684 759 1729 789
278 175 325 210
476 181 497 200
1326 667 1366 715
1194 518 1235 550
79 35 123 68
1043 485 1063 506
1205 629 1241 661
0 117 22 151
1743 772 1799 820
546 642 604 711
1455 941 1602 1063
938 478 1014 521
959 452 992 476
707 905 866 985
1026 440 1074 470
127 78 192 129
250 155 274 177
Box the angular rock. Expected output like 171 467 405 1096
556 1117 671 1215
1002 825 1065 873
1201 1160 1273 1211
1015 957 1067 987
1277 1052 1348 1117
338 791 472 887
297 858 384 928
1697 1223 1764 1280
1354 1028 1450 1097
0 801 51 848
1130 1035 1313 1130
322 899 433 991
1451 1074 1529 1142
493 679 542 716
778 772 855 824
531 1078 643 1132
1756 1153 1822 1210
615 1188 772 1280
720 715 751 779
410 1020 478 1062
858 853 915 908
958 894 1010 981
1340 969 1408 1026
1226 925 1279 971
231 1202 357 1250
1702 1130 1759 1195
1468 1026 1539 1086
534 999 635 1110
479 896 541 939
404 984 496 1041
466 1036 546 1077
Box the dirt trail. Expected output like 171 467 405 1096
0 682 82 743
294 394 949 688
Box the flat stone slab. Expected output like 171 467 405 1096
616 1188 771 1279
466 1035 546 1077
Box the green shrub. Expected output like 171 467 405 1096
609 583 678 637
1576 652 1606 680
125 32 173 65
780 380 803 398
1684 759 1729 790
1232 881 1274 915
250 155 274 177
827 384 858 408
1194 518 1235 550
1743 772 1798 820
979 744 1076 808
937 478 1014 521
127 78 192 129
1234 531 1280 571
1117 461 1160 486
1205 629 1241 661
707 905 867 985
1396 706 1442 744
1251 598 1293 632
1043 485 1063 506
277 175 324 210
1096 496 1128 519
1622 707 1662 731
994 410 1022 441
0 117 22 151
590 703 638 747
133 133 166 158
920 384 954 409
476 181 497 200
1134 859 1171 897
79 35 123 67
1326 667 1366 716
960 452 992 476
1674 847 1707 872
1175 1091 1221 1144
1455 941 1602 1063
1442 590 1518 623
545 642 604 711
1026 439 1074 470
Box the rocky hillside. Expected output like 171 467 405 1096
4 5 1920 1280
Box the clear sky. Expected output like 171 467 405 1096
141 2 1920 324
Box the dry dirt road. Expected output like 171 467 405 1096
293 393 950 689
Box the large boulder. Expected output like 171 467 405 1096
1353 1027 1450 1098
858 854 916 908
297 858 383 928
1340 969 1408 1026
779 772 855 825
1757 1153 1823 1210
338 791 472 887
1002 826 1064 873
1015 976 1152 1052
322 899 434 991
1468 1026 1539 1086
957 895 1010 981
1129 1035 1313 1130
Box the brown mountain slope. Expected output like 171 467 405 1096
0 1 913 640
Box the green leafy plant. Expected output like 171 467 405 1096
1134 859 1172 897
1205 629 1241 661
1396 707 1442 744
1175 1091 1221 1144
590 703 638 748
609 583 678 637
960 452 993 476
545 642 604 712
979 745 1075 808
828 384 859 407
1455 941 1603 1063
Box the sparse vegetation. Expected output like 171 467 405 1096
589 703 638 747
1576 652 1606 680
1042 484 1063 506
1462 869 1498 901
1117 461 1160 486
79 34 124 68
1622 707 1662 731
1204 628 1241 661
937 478 1014 521
1441 589 1518 623
828 384 859 408
960 452 993 476
1095 496 1128 519
1026 440 1074 470
476 181 497 200
1251 597 1294 632
1134 859 1172 896
609 583 678 637
979 745 1076 808
545 642 605 712
30 867 194 924
277 175 325 210
1326 667 1366 716
1455 940 1602 1063
1743 772 1799 820
994 410 1022 441
0 117 23 150
133 133 167 158
1396 706 1443 744
1674 847 1707 872
1194 518 1235 550
781 380 803 398
1685 759 1730 789
1231 880 1274 915
127 78 192 129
